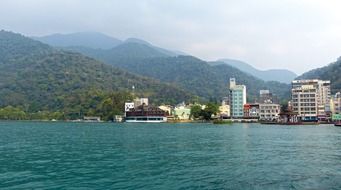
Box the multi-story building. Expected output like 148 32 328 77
216 98 230 119
219 105 230 118
258 90 279 104
291 79 331 121
330 92 341 114
259 103 281 121
243 103 259 119
229 78 246 118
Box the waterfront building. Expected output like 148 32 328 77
330 92 341 114
219 105 230 118
243 103 259 119
125 103 168 122
291 79 331 121
172 105 191 120
259 103 281 121
218 98 230 118
158 105 172 115
159 105 175 121
229 78 247 118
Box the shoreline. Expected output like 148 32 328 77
0 119 337 126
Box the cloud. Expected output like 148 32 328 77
0 0 340 74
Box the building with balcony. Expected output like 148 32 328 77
243 103 260 119
291 79 331 121
229 78 246 118
259 103 281 121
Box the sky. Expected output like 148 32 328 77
1 0 341 74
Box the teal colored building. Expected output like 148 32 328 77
229 78 246 118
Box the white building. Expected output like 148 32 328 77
219 105 230 117
291 79 331 121
259 103 281 121
229 78 247 118
158 105 172 115
125 102 135 112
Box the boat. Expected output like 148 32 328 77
335 121 341 127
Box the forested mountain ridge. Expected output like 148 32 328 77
296 57 341 93
34 32 291 101
33 31 291 102
0 30 194 119
92 54 291 102
32 32 123 49
34 32 184 56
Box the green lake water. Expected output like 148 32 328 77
0 121 340 189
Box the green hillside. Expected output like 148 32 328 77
63 46 291 101
116 55 289 101
0 31 193 119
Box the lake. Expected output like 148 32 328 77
0 121 340 189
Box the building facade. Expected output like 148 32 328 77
172 105 191 120
291 79 331 121
219 105 230 118
258 90 279 104
243 103 260 119
125 104 168 122
259 103 281 121
229 78 247 118
330 92 341 114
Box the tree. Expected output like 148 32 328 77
202 102 219 120
190 104 202 119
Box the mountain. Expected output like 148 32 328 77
33 32 123 49
0 30 193 117
214 59 297 83
64 42 169 63
34 32 185 56
296 57 341 93
68 48 290 102
124 38 185 56
33 32 291 102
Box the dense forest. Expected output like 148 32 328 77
0 31 194 120
63 45 291 102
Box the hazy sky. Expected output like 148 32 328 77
1 0 341 74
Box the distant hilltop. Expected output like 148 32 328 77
34 32 297 84
213 59 297 84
